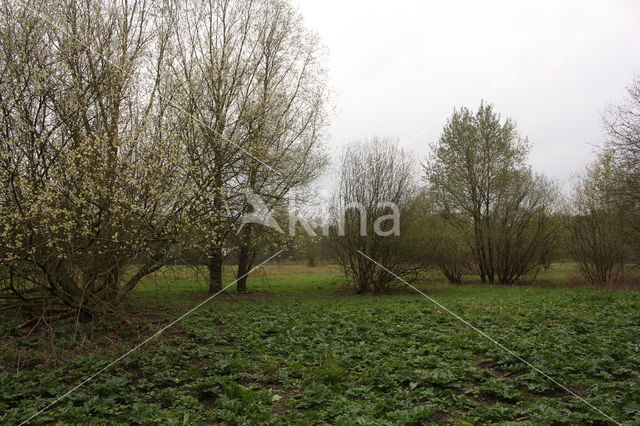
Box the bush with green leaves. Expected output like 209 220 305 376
425 102 558 284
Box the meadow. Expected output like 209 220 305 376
1 263 639 425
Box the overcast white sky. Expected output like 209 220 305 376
293 0 640 189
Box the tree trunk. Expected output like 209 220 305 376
236 244 252 292
236 225 253 292
115 261 163 304
208 246 223 294
475 232 487 283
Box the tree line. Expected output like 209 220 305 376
0 0 328 322
328 79 640 293
1 0 639 324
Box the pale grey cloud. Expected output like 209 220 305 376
294 0 640 188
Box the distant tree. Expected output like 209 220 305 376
285 218 328 267
570 151 628 286
425 102 557 284
603 75 640 253
491 172 559 284
429 214 473 284
329 138 426 293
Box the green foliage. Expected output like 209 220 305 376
410 194 474 284
425 102 558 284
1 267 639 424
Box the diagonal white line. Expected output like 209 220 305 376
356 250 621 425
19 249 284 425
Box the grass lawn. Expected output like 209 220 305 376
1 263 639 424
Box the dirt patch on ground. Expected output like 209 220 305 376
172 290 279 303
0 305 188 373
477 358 511 377
433 410 450 424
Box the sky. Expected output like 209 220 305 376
293 0 640 190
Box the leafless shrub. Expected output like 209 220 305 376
329 138 427 294
569 152 628 286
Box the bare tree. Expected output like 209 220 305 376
603 75 640 251
329 138 425 294
491 172 559 284
170 0 328 293
424 213 473 284
569 151 627 286
168 0 264 293
233 0 328 292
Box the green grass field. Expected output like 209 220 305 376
1 263 639 424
